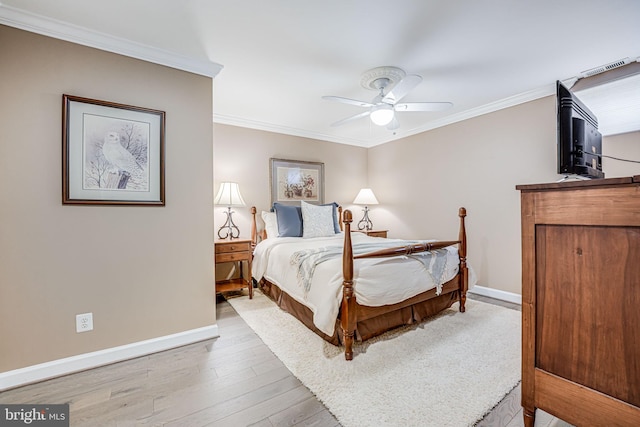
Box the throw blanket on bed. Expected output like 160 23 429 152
290 242 450 296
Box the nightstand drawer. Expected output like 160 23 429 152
214 238 254 299
215 241 251 254
216 251 249 263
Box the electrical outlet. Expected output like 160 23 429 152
76 313 93 333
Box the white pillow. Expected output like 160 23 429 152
261 211 279 238
301 201 336 238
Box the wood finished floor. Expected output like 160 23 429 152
0 293 572 426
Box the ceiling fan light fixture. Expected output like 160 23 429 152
325 65 452 130
370 104 394 126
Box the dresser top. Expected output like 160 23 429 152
516 175 640 192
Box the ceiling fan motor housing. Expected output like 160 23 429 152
360 66 406 91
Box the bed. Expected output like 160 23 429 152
249 203 472 360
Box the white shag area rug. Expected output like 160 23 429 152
227 292 521 427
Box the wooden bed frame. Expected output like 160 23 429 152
250 206 468 360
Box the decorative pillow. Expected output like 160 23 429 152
261 211 279 238
273 203 303 237
301 201 336 238
322 202 341 233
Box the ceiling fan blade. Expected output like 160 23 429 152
386 115 400 131
322 96 374 108
330 110 371 127
382 74 422 104
395 102 453 112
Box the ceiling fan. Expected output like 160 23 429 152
322 66 453 130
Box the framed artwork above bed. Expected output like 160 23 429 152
270 158 324 206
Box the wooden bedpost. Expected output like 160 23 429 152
341 209 355 360
250 207 257 249
458 207 468 312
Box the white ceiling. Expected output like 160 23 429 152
2 0 639 147
574 73 640 136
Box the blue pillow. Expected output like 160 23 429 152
273 203 303 237
272 202 341 236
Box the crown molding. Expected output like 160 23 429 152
213 113 373 148
0 3 556 148
0 3 223 78
368 83 556 147
216 84 555 149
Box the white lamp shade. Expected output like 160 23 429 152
214 182 246 207
370 104 394 126
353 188 379 205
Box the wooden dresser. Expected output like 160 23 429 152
517 176 640 427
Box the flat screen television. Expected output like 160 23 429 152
557 80 604 179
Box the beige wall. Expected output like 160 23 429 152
0 26 215 372
3 23 637 376
368 100 640 295
368 97 559 294
214 99 560 296
603 131 640 177
212 124 368 236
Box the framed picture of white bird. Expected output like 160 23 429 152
62 94 165 205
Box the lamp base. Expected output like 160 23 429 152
357 206 373 231
217 207 241 239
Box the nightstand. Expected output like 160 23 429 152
354 230 388 238
214 239 253 299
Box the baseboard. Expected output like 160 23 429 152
0 324 219 392
469 285 522 305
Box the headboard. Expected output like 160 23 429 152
250 205 343 247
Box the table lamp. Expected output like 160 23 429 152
353 188 379 231
214 182 246 239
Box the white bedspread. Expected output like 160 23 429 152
252 233 476 337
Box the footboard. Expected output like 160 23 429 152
341 207 468 360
